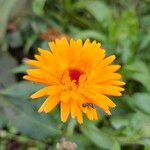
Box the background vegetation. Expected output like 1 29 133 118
0 0 150 149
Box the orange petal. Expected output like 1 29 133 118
60 102 70 122
60 91 70 103
30 85 61 99
34 54 41 60
95 94 116 108
79 74 87 88
76 106 83 124
103 65 121 73
23 75 48 84
70 100 76 118
86 84 124 96
92 109 98 120
38 95 60 113
38 48 52 58
96 73 122 83
81 91 116 114
97 85 124 96
106 80 126 86
102 55 116 66
85 109 94 120
26 60 41 68
26 69 60 84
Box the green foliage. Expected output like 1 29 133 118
32 0 46 16
81 123 115 149
0 96 61 139
0 0 150 149
0 0 18 44
83 0 112 22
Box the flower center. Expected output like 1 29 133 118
69 69 83 85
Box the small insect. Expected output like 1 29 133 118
82 103 95 109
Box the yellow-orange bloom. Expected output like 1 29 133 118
23 38 125 124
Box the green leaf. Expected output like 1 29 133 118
8 30 23 48
141 15 150 26
110 116 129 129
133 73 150 92
0 113 6 128
71 134 93 150
138 139 150 147
74 30 106 42
0 51 17 86
130 112 150 138
24 34 38 54
0 81 43 98
112 141 121 150
12 64 29 73
81 123 115 149
111 112 150 145
139 34 150 50
0 0 18 43
124 60 149 74
125 60 150 91
0 95 61 139
84 0 111 22
128 93 150 114
32 0 46 16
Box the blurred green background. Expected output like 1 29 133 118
0 0 150 149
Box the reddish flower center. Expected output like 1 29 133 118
69 69 83 85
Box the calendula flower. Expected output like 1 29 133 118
23 38 125 124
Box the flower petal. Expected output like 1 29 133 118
76 106 83 124
60 91 70 103
60 102 70 122
38 95 60 113
70 100 76 118
31 85 61 99
106 80 126 86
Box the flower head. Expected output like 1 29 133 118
23 38 125 124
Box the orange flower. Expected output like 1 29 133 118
23 38 125 124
